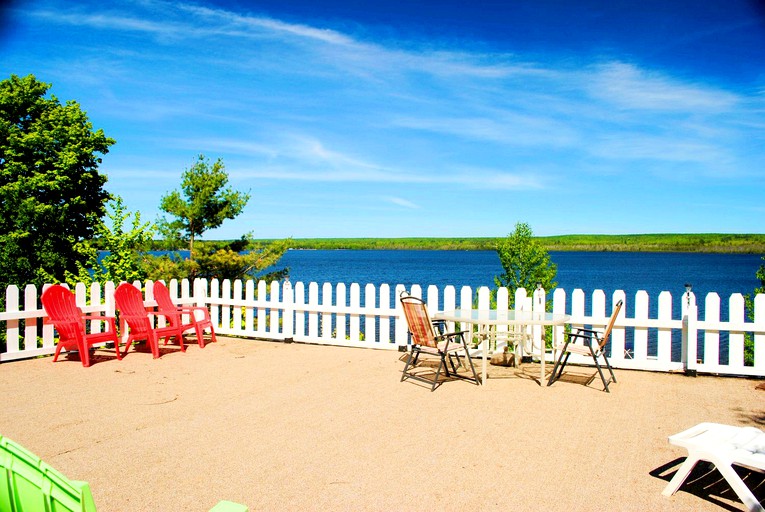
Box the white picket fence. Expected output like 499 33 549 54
1 279 764 377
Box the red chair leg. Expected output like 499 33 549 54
195 324 206 348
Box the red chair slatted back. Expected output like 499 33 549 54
41 285 83 340
114 283 151 335
400 295 437 348
152 281 177 313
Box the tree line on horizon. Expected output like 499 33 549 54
245 234 765 253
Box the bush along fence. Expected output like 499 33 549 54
1 279 764 377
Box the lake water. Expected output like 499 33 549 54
280 250 760 297
276 250 763 318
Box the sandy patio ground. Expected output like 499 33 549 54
1 336 763 511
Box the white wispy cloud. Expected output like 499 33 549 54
181 5 355 45
585 62 740 112
383 196 420 209
18 0 761 189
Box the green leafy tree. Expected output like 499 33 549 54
65 196 155 287
195 236 290 282
494 222 558 308
744 256 764 366
158 155 250 258
149 157 288 283
0 74 115 288
142 236 290 283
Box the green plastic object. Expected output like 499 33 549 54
0 434 248 512
209 501 249 512
0 434 97 512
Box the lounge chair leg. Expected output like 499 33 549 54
662 454 701 496
716 461 765 512
663 454 765 512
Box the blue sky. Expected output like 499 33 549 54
1 0 764 239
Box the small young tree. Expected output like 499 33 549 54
158 155 250 258
149 155 288 282
0 74 115 288
66 196 155 287
494 222 557 308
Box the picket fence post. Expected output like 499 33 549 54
681 290 698 376
755 295 765 369
283 279 294 341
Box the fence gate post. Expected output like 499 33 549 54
283 279 294 342
681 291 698 376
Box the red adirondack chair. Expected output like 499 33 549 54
41 284 123 367
152 281 217 348
114 283 186 358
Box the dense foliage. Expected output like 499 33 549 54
0 74 114 289
66 196 155 287
745 257 765 366
494 222 558 308
148 155 288 282
538 233 765 253
141 237 291 283
158 154 250 256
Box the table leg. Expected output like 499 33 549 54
540 337 545 388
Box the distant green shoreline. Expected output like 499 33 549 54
251 234 765 253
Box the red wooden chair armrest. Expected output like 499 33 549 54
43 318 80 328
82 314 118 330
82 314 115 321
120 313 152 322
176 305 212 319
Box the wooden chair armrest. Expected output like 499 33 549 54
566 331 596 343
435 330 468 341
575 327 602 336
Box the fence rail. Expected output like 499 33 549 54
1 279 764 377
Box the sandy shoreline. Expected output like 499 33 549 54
1 337 763 511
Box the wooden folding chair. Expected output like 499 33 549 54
399 293 479 391
547 299 623 392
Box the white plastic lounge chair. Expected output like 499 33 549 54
662 422 765 512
